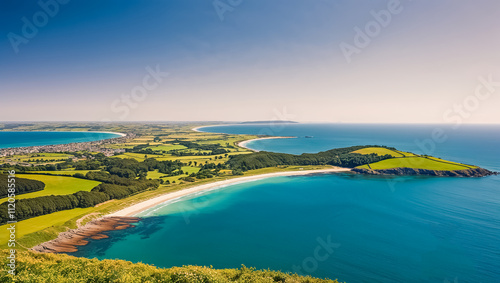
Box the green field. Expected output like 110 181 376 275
0 208 94 246
350 146 420 157
351 147 404 157
112 152 164 161
146 144 187 151
0 174 100 203
357 156 475 170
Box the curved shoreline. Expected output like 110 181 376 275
31 168 351 253
192 125 232 132
192 125 296 152
109 168 350 217
91 131 126 137
236 136 296 152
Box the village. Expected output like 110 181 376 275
0 133 134 162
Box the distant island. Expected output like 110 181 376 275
239 120 299 124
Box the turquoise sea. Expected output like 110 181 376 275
0 131 122 149
71 124 500 282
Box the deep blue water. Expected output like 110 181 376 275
71 124 500 282
0 131 122 149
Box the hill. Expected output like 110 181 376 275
1 250 339 283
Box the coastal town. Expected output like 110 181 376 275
0 133 134 161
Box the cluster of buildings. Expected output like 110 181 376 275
0 133 135 158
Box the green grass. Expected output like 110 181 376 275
425 156 476 168
146 170 168 179
0 250 339 283
0 208 94 247
357 156 474 170
147 167 200 183
146 144 187 151
112 152 163 161
0 174 100 203
351 147 404 157
181 166 200 174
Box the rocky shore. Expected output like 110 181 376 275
31 216 140 253
352 167 497 177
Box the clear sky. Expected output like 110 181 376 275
1 0 499 123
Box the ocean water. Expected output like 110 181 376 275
0 131 122 149
71 124 500 282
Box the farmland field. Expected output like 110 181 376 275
0 174 100 203
357 156 475 170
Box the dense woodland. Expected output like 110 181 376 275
227 145 394 171
0 174 45 198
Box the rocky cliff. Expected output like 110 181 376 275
352 167 497 177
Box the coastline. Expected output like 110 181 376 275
191 125 226 132
31 168 350 253
192 125 296 152
90 131 127 137
236 136 296 152
108 168 350 217
32 217 140 253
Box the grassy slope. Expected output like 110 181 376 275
352 147 475 171
0 174 100 203
351 147 404 157
0 208 94 247
357 156 475 170
0 250 339 283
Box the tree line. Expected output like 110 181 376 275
0 175 159 225
226 145 394 171
0 175 45 198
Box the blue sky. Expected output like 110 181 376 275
1 0 499 123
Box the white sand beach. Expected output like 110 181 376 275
236 136 296 152
94 131 127 137
108 168 350 217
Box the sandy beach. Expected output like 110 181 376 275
191 125 221 132
236 136 296 152
91 131 127 137
191 125 296 152
32 168 350 254
108 167 350 217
